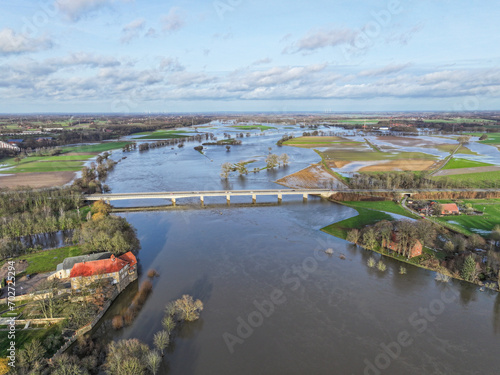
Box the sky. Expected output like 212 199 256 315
0 0 499 113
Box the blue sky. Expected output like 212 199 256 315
0 0 499 113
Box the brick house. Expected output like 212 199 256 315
384 232 423 258
440 203 459 215
69 252 138 292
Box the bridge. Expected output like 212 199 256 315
85 188 499 206
86 189 335 205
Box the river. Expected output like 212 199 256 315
94 123 500 374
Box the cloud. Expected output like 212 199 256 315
386 24 424 45
145 28 158 38
48 52 121 68
0 28 53 55
284 28 358 54
358 63 412 77
55 0 131 21
121 18 145 43
251 58 272 66
159 58 185 72
162 7 185 32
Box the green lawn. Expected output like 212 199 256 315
465 132 500 144
442 158 493 170
9 246 83 275
431 144 477 155
320 150 437 162
321 207 394 240
232 125 276 131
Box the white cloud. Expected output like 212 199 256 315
358 63 412 77
251 58 272 66
55 0 131 21
121 18 145 43
284 28 359 53
162 7 185 32
0 28 53 55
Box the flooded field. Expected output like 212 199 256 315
91 122 500 374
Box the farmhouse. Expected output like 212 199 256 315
440 203 459 215
0 140 20 151
384 233 423 258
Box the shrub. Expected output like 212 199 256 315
112 315 124 330
147 269 159 278
367 257 376 268
399 266 407 275
435 272 451 282
377 261 387 272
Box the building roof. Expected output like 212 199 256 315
118 252 137 267
57 252 112 272
69 252 137 278
441 203 459 213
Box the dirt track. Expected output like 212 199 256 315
0 171 75 188
433 165 500 176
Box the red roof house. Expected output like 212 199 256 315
69 252 137 292
440 203 459 215
384 232 423 258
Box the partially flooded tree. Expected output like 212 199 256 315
265 154 279 169
153 330 170 356
279 153 290 166
173 295 204 322
220 162 233 179
145 350 162 375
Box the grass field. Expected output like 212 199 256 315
466 132 500 144
320 150 437 162
284 136 362 147
340 201 418 219
321 207 394 239
0 142 130 174
232 125 276 131
61 141 131 153
432 144 477 155
442 158 494 170
435 199 500 235
433 170 500 188
136 130 190 140
11 246 83 275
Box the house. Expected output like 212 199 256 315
0 141 20 151
7 139 23 145
384 232 423 258
440 203 459 215
69 252 138 292
48 252 112 280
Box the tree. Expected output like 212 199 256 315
235 162 248 175
457 135 471 144
461 255 477 282
468 234 486 250
220 162 233 179
153 330 169 356
146 350 162 375
362 228 377 250
104 339 149 375
226 145 231 152
374 220 393 246
173 295 204 322
265 154 279 169
51 354 89 375
162 315 176 334
279 153 289 166
77 215 140 255
18 339 46 372
432 203 443 216
444 241 455 253
479 134 488 141
346 229 360 244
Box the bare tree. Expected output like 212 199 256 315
154 330 170 356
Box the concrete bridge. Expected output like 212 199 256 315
85 187 499 206
86 189 336 205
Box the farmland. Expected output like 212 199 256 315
442 158 493 170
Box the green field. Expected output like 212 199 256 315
283 136 361 147
321 207 394 239
232 125 276 131
433 170 500 188
1 161 83 174
465 132 500 145
136 130 190 140
431 144 477 155
4 246 83 276
320 149 437 162
61 141 131 153
435 199 500 235
443 158 494 170
340 201 418 219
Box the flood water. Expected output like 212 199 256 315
96 124 500 374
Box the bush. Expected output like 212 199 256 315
377 261 387 272
367 257 376 268
112 315 124 330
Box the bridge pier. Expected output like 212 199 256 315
277 193 282 204
252 194 256 204
171 198 176 206
200 196 204 206
226 195 230 205
303 193 308 202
